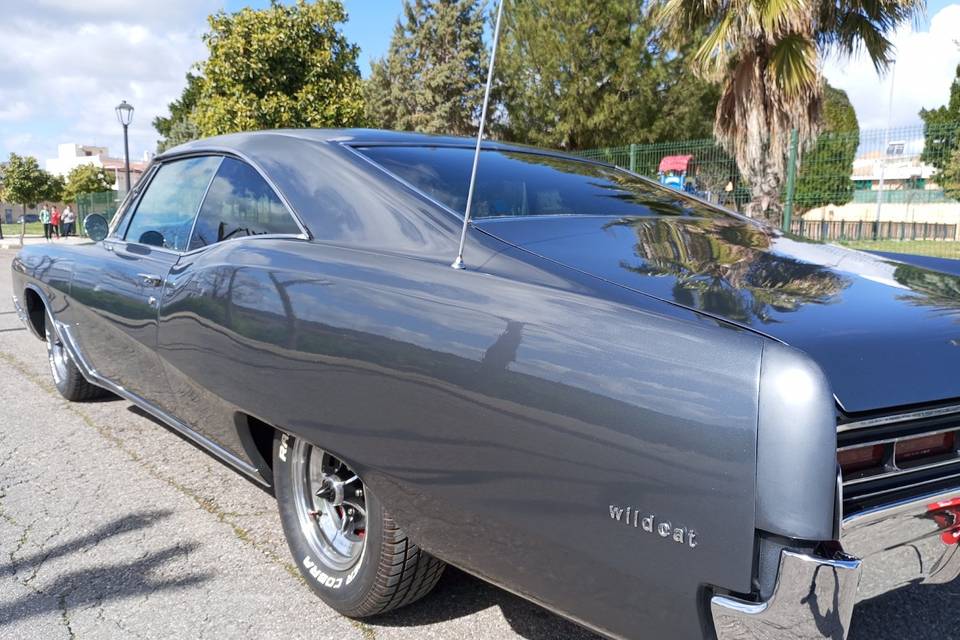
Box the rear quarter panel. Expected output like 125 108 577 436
157 236 764 640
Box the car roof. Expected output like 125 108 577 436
157 128 572 160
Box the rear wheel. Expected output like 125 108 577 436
45 311 106 402
273 432 445 617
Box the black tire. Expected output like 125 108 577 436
273 431 445 617
44 310 107 402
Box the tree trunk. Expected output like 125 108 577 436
745 172 783 227
19 204 26 247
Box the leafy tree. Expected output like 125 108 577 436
494 0 719 150
794 84 859 211
0 154 60 243
63 163 114 204
153 72 203 152
660 0 922 225
1 154 52 213
920 62 960 196
365 0 488 136
940 146 960 201
194 0 365 136
42 173 65 203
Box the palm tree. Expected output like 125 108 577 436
659 0 924 225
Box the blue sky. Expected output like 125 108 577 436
1 1 959 166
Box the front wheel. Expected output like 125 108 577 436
273 432 445 617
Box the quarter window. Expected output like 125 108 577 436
124 156 221 251
188 158 300 251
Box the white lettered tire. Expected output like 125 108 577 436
273 432 445 617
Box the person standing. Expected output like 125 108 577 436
50 206 61 239
39 205 52 241
62 205 75 237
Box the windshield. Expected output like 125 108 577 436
355 145 732 220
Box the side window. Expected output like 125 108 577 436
188 158 300 251
124 156 221 251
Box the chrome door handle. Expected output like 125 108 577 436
147 296 158 307
138 273 163 287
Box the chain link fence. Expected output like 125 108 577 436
579 122 960 259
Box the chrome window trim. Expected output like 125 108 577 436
153 147 311 240
122 155 222 252
109 163 159 239
184 156 225 251
119 153 309 258
185 156 307 253
839 403 960 433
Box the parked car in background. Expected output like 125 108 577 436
11 129 960 639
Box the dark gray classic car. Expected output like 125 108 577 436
11 129 960 639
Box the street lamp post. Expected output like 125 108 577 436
115 100 134 193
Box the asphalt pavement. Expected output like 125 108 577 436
0 247 957 640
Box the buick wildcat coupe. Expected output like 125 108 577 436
12 129 960 639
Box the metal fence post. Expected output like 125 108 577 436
782 128 799 232
629 144 637 174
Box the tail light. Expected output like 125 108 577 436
896 432 955 466
838 444 885 475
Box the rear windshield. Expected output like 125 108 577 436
355 145 730 220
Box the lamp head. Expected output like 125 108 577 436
115 100 134 127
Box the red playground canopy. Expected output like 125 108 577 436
658 155 694 173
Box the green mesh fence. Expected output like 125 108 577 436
579 122 960 259
76 190 122 236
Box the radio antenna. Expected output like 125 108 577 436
451 0 505 270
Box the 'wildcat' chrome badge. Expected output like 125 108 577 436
609 505 698 549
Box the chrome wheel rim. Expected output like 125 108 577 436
45 317 68 385
291 440 367 572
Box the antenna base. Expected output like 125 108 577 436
451 256 465 270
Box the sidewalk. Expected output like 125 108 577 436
0 235 92 250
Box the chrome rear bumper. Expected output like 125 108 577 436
842 486 960 601
711 485 960 639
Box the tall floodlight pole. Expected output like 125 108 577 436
452 0 505 270
115 100 134 193
873 65 895 239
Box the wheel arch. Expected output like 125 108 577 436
22 284 49 341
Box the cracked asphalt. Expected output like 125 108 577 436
1 247 959 640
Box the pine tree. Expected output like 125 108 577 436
365 0 488 136
493 0 719 151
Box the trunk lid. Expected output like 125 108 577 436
477 214 960 414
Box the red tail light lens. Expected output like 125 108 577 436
896 432 955 466
838 444 885 474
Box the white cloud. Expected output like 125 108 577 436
823 5 960 131
0 0 220 163
0 102 30 122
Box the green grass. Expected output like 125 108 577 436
837 239 960 260
0 221 45 236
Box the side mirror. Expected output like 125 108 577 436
83 214 109 242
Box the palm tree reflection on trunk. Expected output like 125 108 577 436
606 217 850 324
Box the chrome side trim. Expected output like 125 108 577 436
54 319 266 486
839 404 960 433
711 550 861 640
11 293 28 328
842 485 960 601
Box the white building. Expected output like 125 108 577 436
46 143 151 192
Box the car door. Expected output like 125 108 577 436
69 155 222 408
155 156 305 459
